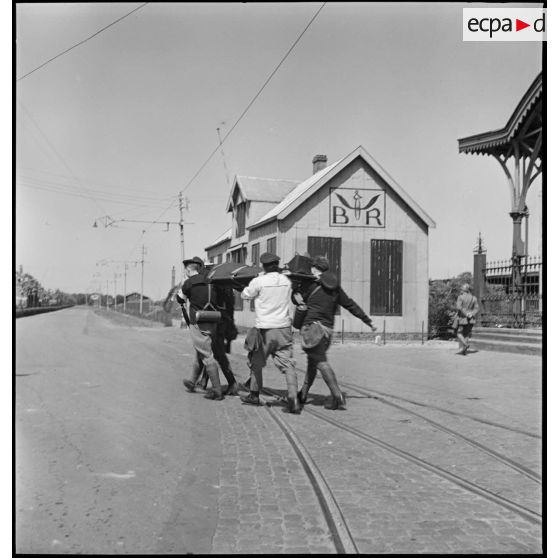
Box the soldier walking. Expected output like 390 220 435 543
293 256 374 410
239 252 301 413
177 256 225 401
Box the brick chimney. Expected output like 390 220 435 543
312 154 327 174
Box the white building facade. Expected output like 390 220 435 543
206 146 435 334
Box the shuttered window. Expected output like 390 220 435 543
308 236 342 315
370 239 402 315
307 236 342 279
251 243 260 265
235 203 246 237
266 237 277 254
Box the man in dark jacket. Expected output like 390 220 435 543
196 282 239 395
176 256 225 400
293 256 374 410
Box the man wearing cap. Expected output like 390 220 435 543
176 256 226 400
292 256 374 410
454 283 479 356
239 252 300 413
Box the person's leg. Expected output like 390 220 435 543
212 331 238 395
270 327 300 413
298 356 317 404
298 334 330 403
196 354 208 389
463 324 473 354
202 357 223 399
191 325 224 399
240 338 267 406
317 360 346 410
455 325 467 354
183 352 203 392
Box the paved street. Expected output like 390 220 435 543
15 307 543 554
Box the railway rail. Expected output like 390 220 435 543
220 352 541 552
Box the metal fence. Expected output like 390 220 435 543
481 256 543 328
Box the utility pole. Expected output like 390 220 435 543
178 192 185 265
123 263 128 312
106 280 109 310
140 245 146 314
113 273 118 311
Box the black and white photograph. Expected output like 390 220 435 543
15 2 546 554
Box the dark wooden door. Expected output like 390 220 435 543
370 239 402 315
307 236 342 279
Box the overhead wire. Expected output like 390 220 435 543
178 2 327 196
127 2 327 260
17 180 174 210
17 98 110 217
17 2 326 267
17 174 175 205
16 3 149 82
19 166 176 201
17 100 175 225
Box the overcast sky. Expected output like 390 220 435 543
15 2 544 299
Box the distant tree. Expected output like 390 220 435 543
74 293 87 305
16 269 45 307
428 272 473 338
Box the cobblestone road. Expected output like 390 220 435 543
16 310 542 554
203 335 542 554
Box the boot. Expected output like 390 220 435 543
205 361 223 399
317 362 345 409
287 395 301 414
298 363 317 405
285 367 299 405
240 391 261 406
204 389 225 401
187 358 203 392
221 366 236 386
297 383 310 405
330 393 347 410
198 371 209 390
225 382 239 396
183 379 196 392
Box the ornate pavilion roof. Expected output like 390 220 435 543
458 72 542 159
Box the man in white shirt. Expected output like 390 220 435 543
240 252 300 413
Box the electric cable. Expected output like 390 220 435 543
16 3 149 82
17 99 110 217
179 2 326 195
125 2 326 261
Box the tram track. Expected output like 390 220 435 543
338 380 541 440
337 381 541 483
262 399 359 554
260 386 541 527
221 352 541 550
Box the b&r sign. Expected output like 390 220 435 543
329 188 385 228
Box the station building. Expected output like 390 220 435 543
205 145 435 334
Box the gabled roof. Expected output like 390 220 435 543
226 176 300 212
458 72 542 156
248 145 436 230
205 228 232 251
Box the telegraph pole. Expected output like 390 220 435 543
178 192 186 265
140 245 146 314
123 263 128 312
113 273 118 311
106 280 109 310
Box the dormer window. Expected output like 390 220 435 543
235 202 246 237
